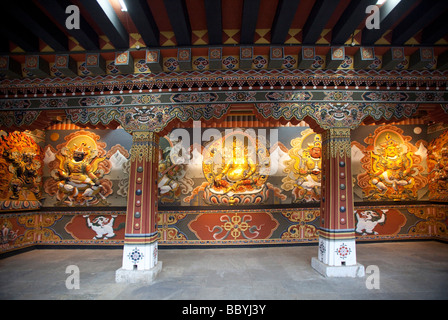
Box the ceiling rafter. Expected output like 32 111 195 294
270 0 301 45
302 0 340 45
79 0 129 49
331 0 377 45
126 0 160 47
361 0 420 45
204 0 223 45
163 0 191 46
0 19 40 52
240 0 262 44
392 0 448 45
39 0 99 50
421 10 448 45
5 1 68 51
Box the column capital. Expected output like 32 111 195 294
130 131 159 163
321 127 351 159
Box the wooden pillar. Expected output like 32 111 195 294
116 131 162 282
312 128 364 277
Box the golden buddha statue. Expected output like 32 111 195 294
213 137 258 194
201 132 271 201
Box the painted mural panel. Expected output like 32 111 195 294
158 126 319 207
352 125 428 202
2 124 448 254
188 212 279 241
42 129 132 207
65 214 126 241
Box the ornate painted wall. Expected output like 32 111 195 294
1 123 448 254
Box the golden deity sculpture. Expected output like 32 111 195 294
0 131 43 203
356 126 426 201
202 131 270 204
370 133 415 199
213 137 258 194
282 129 321 202
54 141 105 206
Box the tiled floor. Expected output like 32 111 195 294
1 241 447 300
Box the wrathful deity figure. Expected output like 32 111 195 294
0 131 43 204
53 142 106 206
356 126 426 202
369 133 415 199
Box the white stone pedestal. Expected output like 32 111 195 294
311 257 365 278
115 262 163 284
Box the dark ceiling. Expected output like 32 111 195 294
1 0 447 52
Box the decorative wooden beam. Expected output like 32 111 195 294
271 0 301 44
268 46 283 69
381 47 405 70
204 0 222 45
0 56 22 79
163 0 191 46
354 47 375 69
115 51 134 74
240 47 253 70
54 54 78 77
209 48 222 70
178 48 192 71
409 48 434 70
240 0 261 44
297 46 315 69
145 49 163 73
25 55 50 78
79 0 129 49
85 53 106 75
326 47 345 69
